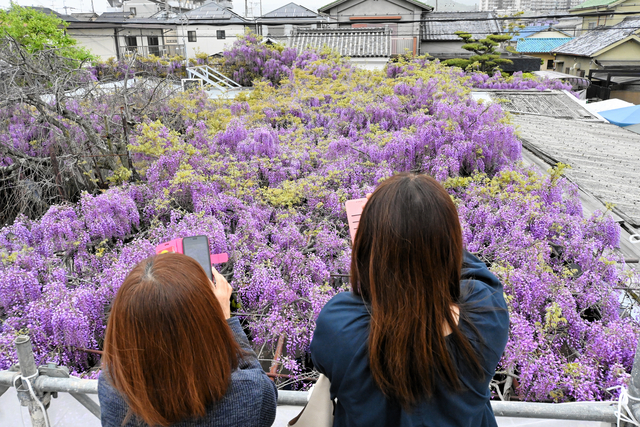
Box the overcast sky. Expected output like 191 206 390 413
0 0 476 17
0 0 329 16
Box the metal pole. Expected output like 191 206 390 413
15 335 48 427
627 336 640 422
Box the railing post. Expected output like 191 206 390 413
14 335 49 427
627 335 640 423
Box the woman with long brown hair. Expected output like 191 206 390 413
311 173 509 426
98 253 277 427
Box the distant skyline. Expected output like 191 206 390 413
0 0 479 17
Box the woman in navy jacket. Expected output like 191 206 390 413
311 173 509 427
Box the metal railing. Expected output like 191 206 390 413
119 44 185 58
186 65 243 91
1 334 639 426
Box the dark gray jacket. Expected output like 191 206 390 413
98 317 277 427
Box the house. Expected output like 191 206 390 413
421 12 501 56
291 28 391 69
66 12 181 60
257 3 330 46
318 0 433 55
570 0 640 33
514 25 573 70
171 1 253 57
551 17 640 101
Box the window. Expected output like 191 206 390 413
148 36 160 56
188 31 197 42
588 22 596 29
129 7 136 16
547 59 554 69
217 30 226 39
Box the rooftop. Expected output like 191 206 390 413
516 38 573 53
422 12 501 41
291 28 390 57
319 0 433 12
471 90 600 121
551 17 640 56
171 1 250 24
514 114 640 227
260 2 322 19
571 0 620 10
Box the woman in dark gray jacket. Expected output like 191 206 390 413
98 253 277 427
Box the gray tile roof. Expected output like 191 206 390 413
422 11 501 41
95 12 132 23
261 2 320 19
473 90 599 120
551 17 640 56
291 28 391 57
513 114 640 226
171 1 250 24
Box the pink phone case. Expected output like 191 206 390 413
345 198 367 242
155 238 228 264
155 238 183 254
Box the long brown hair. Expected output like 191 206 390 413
103 253 241 426
351 173 482 408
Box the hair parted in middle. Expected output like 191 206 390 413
103 252 242 427
351 172 483 408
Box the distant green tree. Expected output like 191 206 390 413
0 3 92 61
443 31 513 72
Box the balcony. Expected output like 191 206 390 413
119 44 185 58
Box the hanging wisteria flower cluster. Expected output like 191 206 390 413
0 34 637 402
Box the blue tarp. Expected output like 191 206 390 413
599 104 640 127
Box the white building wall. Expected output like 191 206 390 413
178 24 248 56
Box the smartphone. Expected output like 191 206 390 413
345 198 367 242
182 235 213 281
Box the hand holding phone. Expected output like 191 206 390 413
212 267 232 319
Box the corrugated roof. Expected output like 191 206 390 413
261 2 320 19
291 28 390 57
472 90 600 120
552 17 640 56
571 0 619 10
513 114 640 226
422 12 501 41
517 38 573 53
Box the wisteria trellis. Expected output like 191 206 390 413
0 34 637 402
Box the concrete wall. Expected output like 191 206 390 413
122 0 160 17
68 28 119 59
178 24 247 56
351 57 389 70
421 41 468 56
528 29 571 38
597 39 640 60
611 90 640 104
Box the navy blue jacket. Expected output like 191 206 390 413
98 317 277 427
310 251 509 427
